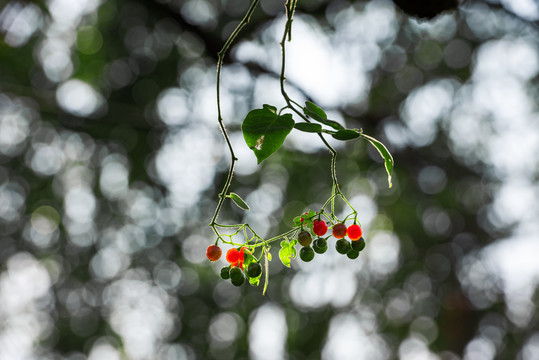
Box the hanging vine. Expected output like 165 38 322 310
207 0 394 293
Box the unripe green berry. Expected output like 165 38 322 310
231 275 245 286
299 246 315 262
298 231 312 247
351 237 366 252
335 239 351 254
347 250 359 259
229 266 243 281
313 238 327 254
247 262 262 278
220 266 230 280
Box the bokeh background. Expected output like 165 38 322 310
1 0 538 359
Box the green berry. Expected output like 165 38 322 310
220 266 230 280
298 231 312 247
299 246 315 262
229 266 243 281
347 250 359 259
335 239 351 254
313 238 327 254
351 237 366 252
314 245 327 254
247 262 262 278
231 275 245 286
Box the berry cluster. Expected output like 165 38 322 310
206 211 367 288
296 214 366 262
206 245 263 287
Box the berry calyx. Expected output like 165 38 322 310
347 224 363 241
313 219 328 236
297 231 312 247
332 223 347 239
299 246 315 262
351 237 366 252
220 266 230 279
206 245 222 261
335 239 351 254
247 262 262 278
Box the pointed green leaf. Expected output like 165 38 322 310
332 129 361 140
242 105 295 164
303 101 345 130
227 192 250 210
360 133 394 188
304 101 327 120
294 122 322 133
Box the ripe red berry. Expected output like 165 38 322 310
300 212 308 223
332 223 347 239
313 219 328 236
226 248 240 264
347 224 363 241
206 245 222 261
226 247 246 268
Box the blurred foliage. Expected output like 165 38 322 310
0 0 538 360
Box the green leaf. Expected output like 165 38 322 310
331 129 361 140
304 101 327 120
227 192 250 210
248 274 261 286
360 133 394 188
279 239 297 268
242 105 295 164
294 122 322 133
303 101 344 130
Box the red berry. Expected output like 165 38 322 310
313 220 328 236
226 248 240 264
236 247 246 268
300 212 308 223
332 223 347 239
347 224 363 241
206 245 222 261
226 247 247 268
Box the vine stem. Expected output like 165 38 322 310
278 0 342 210
210 0 261 234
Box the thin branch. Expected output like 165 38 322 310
210 0 261 231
